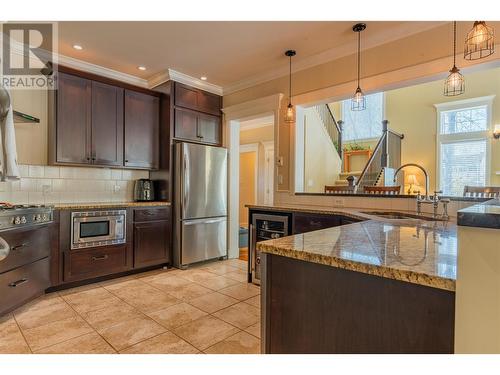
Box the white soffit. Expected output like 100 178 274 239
239 115 274 130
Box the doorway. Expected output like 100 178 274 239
237 115 275 260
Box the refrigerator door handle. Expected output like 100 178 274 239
184 217 227 225
182 156 188 219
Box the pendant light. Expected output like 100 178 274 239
284 50 296 123
351 23 366 111
464 21 495 60
444 21 465 97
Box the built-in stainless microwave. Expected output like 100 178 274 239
71 210 126 249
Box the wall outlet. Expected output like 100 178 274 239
307 179 314 187
113 184 121 193
333 198 345 207
41 184 52 194
278 174 283 184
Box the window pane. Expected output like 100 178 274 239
341 92 384 141
440 106 487 135
440 140 487 196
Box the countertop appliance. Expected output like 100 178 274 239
134 179 155 202
174 142 227 268
249 213 290 285
0 204 53 316
71 209 126 249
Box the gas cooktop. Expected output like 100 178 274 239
0 204 54 231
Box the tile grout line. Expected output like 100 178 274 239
11 314 34 354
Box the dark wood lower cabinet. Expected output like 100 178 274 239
134 220 170 268
64 244 132 283
262 253 455 354
53 206 172 288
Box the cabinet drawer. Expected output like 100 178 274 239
64 245 129 282
0 225 51 274
133 207 170 222
293 213 341 234
0 257 50 316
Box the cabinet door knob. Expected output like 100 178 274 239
125 159 129 163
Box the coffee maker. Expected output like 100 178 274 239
134 179 155 201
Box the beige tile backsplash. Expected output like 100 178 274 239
0 165 149 205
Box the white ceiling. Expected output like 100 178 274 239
57 21 445 93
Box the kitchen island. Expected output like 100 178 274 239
253 205 457 354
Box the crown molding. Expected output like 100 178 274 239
166 69 223 96
222 22 448 95
5 37 149 88
57 54 149 87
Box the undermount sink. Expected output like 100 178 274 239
360 211 444 221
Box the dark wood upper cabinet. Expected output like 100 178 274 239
172 82 222 146
174 83 221 116
55 72 92 164
50 67 161 170
124 90 160 170
198 112 221 145
91 81 124 166
174 107 198 141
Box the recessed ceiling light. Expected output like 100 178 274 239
200 76 207 81
138 66 147 71
72 44 83 50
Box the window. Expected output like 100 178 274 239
436 97 493 196
341 92 384 141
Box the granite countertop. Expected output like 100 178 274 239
251 204 457 291
54 201 171 210
457 199 500 229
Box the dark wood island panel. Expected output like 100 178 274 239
261 253 455 354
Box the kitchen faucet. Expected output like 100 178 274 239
393 163 449 219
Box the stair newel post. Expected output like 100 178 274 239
381 120 389 168
337 120 343 162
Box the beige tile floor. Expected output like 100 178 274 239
0 258 261 354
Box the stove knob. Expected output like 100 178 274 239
36 214 42 222
21 216 27 224
42 214 48 221
14 216 21 225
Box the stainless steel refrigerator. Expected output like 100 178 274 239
174 142 228 268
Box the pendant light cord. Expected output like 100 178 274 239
453 21 457 67
357 30 361 88
289 54 292 103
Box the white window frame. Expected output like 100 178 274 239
434 95 495 194
340 91 386 143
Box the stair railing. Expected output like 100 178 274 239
355 120 404 191
314 104 342 159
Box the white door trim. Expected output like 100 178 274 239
222 94 282 259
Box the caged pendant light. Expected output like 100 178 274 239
284 50 296 123
464 21 495 60
351 23 367 111
444 21 465 97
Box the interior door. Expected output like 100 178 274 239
56 72 92 164
91 81 124 166
181 143 227 219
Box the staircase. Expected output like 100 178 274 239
355 120 404 192
334 171 362 186
312 104 342 158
